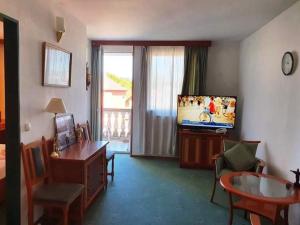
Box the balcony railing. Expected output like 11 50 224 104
102 108 131 143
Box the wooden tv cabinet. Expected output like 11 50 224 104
178 129 228 169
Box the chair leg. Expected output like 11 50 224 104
105 159 108 189
62 206 69 225
210 178 217 203
79 193 84 225
28 203 34 225
284 207 289 225
244 210 248 219
111 156 114 181
228 192 234 225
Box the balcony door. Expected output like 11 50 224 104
102 46 133 153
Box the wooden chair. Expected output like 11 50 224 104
21 137 84 225
210 140 265 203
78 121 91 142
77 121 115 188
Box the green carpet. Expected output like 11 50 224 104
84 154 252 225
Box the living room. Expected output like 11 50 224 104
0 0 300 225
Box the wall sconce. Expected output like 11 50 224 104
56 16 65 42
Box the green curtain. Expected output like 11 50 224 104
181 47 208 95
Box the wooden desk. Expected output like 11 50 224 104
50 141 108 209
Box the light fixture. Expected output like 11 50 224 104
45 98 67 116
55 16 65 42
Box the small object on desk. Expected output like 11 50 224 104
50 136 60 158
290 168 300 188
75 127 83 143
50 150 59 158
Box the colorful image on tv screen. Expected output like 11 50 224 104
177 96 236 128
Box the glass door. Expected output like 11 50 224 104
102 49 133 153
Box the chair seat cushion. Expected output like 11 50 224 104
106 151 115 161
33 183 84 204
223 143 257 171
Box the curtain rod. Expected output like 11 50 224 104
91 40 212 47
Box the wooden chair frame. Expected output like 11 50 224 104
21 137 84 225
77 121 91 142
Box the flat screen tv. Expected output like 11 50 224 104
177 95 237 129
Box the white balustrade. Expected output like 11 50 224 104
102 108 131 143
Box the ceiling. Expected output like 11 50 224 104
57 0 297 41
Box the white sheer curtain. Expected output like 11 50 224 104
145 46 184 156
131 46 147 155
132 46 184 156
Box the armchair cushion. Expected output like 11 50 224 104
224 140 259 156
223 143 257 171
243 142 259 156
223 139 239 152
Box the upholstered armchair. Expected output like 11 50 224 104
210 140 265 203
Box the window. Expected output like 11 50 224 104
147 46 184 116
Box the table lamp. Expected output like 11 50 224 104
45 98 67 116
45 98 66 158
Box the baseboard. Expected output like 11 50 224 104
130 154 179 160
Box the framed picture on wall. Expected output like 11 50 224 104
42 42 72 87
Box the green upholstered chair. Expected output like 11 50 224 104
210 140 265 203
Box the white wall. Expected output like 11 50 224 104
206 42 240 135
206 42 240 97
1 0 89 143
239 1 300 224
0 0 89 224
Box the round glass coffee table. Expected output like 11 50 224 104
220 172 300 225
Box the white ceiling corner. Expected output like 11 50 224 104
57 0 298 41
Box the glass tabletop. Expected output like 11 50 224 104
231 174 294 199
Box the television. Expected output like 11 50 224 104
177 95 237 129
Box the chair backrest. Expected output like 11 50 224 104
223 139 261 155
21 137 49 198
77 121 91 141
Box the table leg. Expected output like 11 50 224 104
228 192 233 225
284 206 289 225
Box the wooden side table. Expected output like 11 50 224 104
220 172 300 225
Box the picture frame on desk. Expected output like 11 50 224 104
55 113 76 150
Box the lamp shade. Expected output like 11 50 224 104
45 98 67 114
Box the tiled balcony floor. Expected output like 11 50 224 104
105 140 129 153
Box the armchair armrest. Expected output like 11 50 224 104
214 155 225 178
212 153 223 161
255 158 266 173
